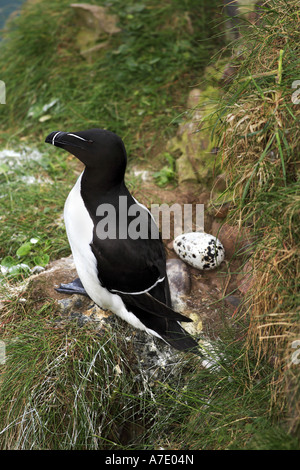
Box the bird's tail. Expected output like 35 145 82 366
159 319 200 354
121 292 200 355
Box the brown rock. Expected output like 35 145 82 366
28 255 78 301
187 88 201 109
166 258 191 312
80 41 110 62
211 221 251 259
211 202 231 219
213 173 227 193
197 191 211 205
70 3 121 53
166 258 191 297
224 295 242 310
221 64 238 85
237 260 254 295
70 4 121 34
176 154 198 184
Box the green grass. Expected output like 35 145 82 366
0 147 75 279
0 0 223 278
0 294 296 450
0 301 139 449
0 0 223 145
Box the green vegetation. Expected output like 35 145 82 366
0 0 221 143
2 294 294 450
0 0 222 275
0 0 299 450
0 147 75 276
153 152 176 187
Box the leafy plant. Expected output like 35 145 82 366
153 152 176 187
1 238 49 279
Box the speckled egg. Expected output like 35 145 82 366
173 232 225 270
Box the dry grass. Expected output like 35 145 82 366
216 0 300 436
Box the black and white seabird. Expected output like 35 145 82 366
45 128 199 354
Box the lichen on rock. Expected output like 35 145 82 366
70 3 121 56
166 62 229 186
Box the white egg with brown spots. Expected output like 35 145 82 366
173 232 225 270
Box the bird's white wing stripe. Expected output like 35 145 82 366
132 196 157 223
110 276 165 295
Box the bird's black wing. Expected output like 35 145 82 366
89 195 170 299
90 233 168 298
90 232 199 353
85 187 199 352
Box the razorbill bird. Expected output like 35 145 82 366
45 128 199 354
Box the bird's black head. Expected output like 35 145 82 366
45 128 127 187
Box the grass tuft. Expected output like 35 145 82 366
215 0 300 439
